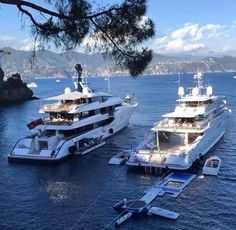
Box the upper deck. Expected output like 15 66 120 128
152 118 208 132
40 91 87 113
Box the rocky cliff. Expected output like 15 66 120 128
0 70 34 104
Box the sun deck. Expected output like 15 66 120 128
153 119 208 132
41 102 78 113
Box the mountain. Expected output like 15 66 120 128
1 48 236 78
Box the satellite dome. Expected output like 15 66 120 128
206 86 213 96
64 87 71 94
192 87 199 96
178 87 184 97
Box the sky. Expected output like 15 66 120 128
1 0 236 56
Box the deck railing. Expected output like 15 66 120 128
44 118 73 125
155 119 207 130
41 103 77 112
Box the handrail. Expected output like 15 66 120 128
156 120 207 130
9 133 37 156
52 128 98 158
52 134 81 158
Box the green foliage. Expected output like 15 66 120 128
1 0 155 76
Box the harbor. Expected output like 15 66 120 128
0 0 236 229
0 74 235 230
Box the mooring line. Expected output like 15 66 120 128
102 169 171 229
69 164 127 230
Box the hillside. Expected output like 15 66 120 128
1 48 236 78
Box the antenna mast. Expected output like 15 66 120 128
75 64 83 92
194 72 203 95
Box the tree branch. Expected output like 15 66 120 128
17 4 44 29
0 0 127 20
90 18 135 58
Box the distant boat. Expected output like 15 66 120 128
109 149 134 165
233 76 236 79
203 156 221 175
27 82 38 88
56 79 61 83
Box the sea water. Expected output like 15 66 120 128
0 73 236 229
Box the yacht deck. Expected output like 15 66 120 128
153 119 207 132
41 102 78 113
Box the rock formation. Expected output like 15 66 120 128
0 67 4 82
0 69 34 104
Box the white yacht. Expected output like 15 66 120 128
127 72 231 170
27 82 38 88
9 64 137 162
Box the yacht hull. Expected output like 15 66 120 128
127 109 230 170
8 104 137 162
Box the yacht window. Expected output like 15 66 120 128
89 110 95 116
80 111 89 118
185 101 199 107
43 130 56 136
61 124 94 137
91 97 103 103
58 117 114 138
115 103 122 107
102 96 110 102
158 131 185 145
100 107 107 114
196 115 204 120
188 133 203 144
81 98 87 104
206 99 213 104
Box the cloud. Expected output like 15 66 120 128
153 22 232 54
171 23 202 40
155 36 168 45
0 35 16 42
19 39 39 51
0 35 17 48
166 39 204 53
0 36 39 51
137 16 149 29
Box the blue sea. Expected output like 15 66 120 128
0 73 236 229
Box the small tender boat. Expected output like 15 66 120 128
109 150 132 165
203 156 221 175
233 76 236 79
27 82 38 88
56 79 61 83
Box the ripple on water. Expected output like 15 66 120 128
1 75 236 229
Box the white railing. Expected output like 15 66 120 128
44 118 73 125
41 103 76 112
155 119 207 130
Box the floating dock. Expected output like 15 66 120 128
113 172 196 227
141 172 196 202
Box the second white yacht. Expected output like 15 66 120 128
9 64 137 162
127 72 231 170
